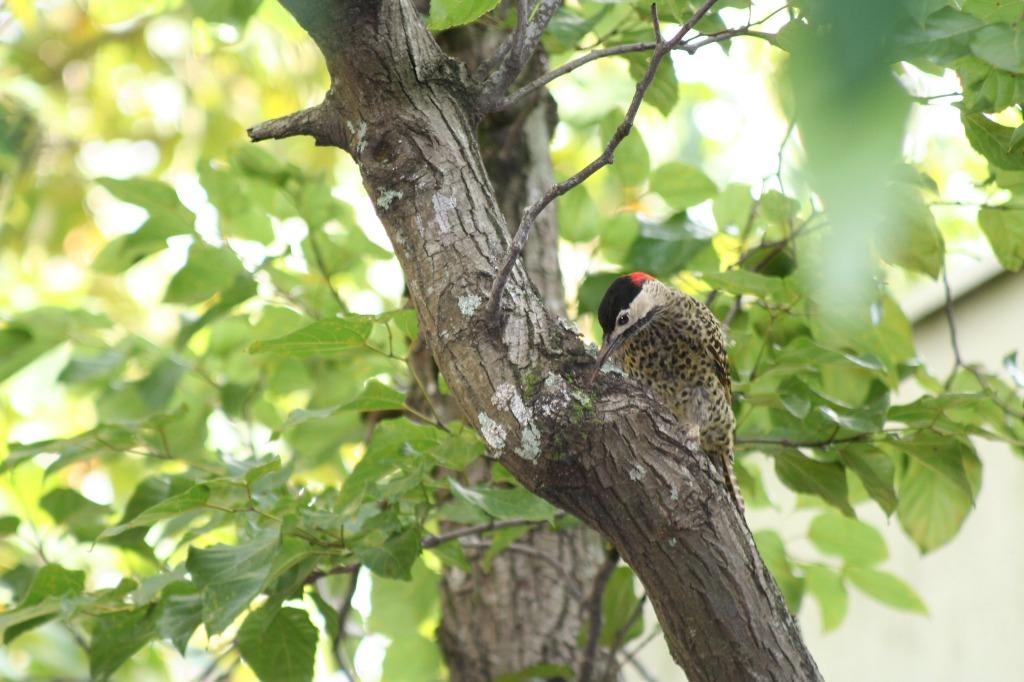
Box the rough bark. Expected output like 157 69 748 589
433 18 606 681
252 2 823 680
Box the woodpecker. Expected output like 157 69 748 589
591 272 743 512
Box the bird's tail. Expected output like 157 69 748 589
722 454 745 515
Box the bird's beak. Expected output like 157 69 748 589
589 335 623 384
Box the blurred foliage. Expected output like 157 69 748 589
1 0 1024 680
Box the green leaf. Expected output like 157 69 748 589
368 559 438 637
713 183 754 231
650 162 717 211
558 184 601 243
164 242 246 304
238 605 317 682
99 485 210 539
0 308 109 383
96 177 195 234
839 444 897 515
59 348 126 383
368 559 443 681
971 24 1024 74
382 633 444 682
774 450 854 515
808 512 888 566
0 600 62 643
427 0 500 30
601 110 650 185
354 526 422 580
802 564 848 632
1010 124 1024 152
578 272 620 316
962 0 1024 23
426 427 485 471
758 190 801 234
963 112 1024 170
379 308 419 340
898 434 973 500
244 456 282 484
199 161 275 243
427 539 471 572
90 607 158 681
3 564 85 643
186 528 280 634
599 566 644 646
956 55 1024 114
93 217 190 273
753 530 803 610
448 478 558 522
897 454 977 552
978 207 1024 271
130 565 187 605
189 0 262 25
845 565 927 614
875 187 944 278
338 419 439 510
698 269 790 299
249 316 374 356
156 582 203 654
39 488 110 542
626 216 716 278
340 380 407 412
627 53 679 116
0 515 20 536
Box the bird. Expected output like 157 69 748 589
590 272 743 512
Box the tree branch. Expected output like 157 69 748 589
478 0 564 111
255 2 822 678
421 514 563 548
246 103 345 148
736 433 873 448
485 0 723 320
941 266 964 376
331 570 360 677
491 26 768 113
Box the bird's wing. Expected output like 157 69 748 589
698 303 732 403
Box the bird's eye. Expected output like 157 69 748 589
617 313 629 326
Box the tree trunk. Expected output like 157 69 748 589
251 2 823 680
432 18 609 681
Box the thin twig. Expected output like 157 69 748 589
941 267 1024 418
308 228 348 313
735 433 874 448
776 118 795 194
479 0 564 111
487 0 724 320
304 562 361 583
331 570 360 677
422 514 560 548
579 548 619 682
722 294 743 328
606 594 647 678
622 647 661 682
941 267 964 376
493 25 771 113
194 645 237 682
622 625 662 662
